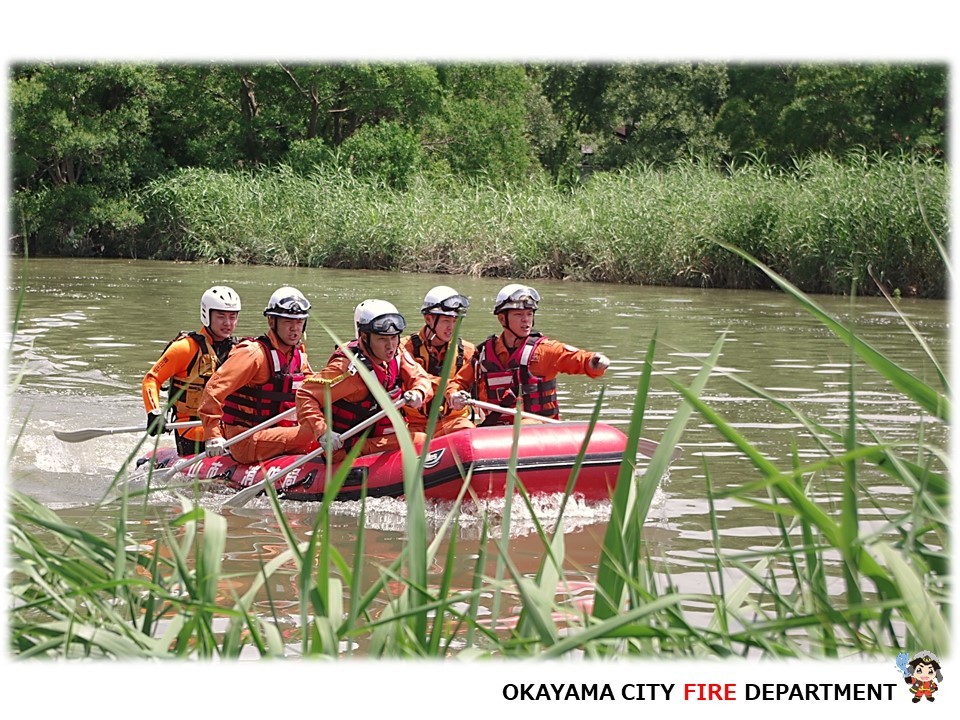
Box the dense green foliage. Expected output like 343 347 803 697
137 153 947 298
9 62 948 295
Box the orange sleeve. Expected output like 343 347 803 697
299 348 313 375
297 349 436 439
398 349 435 405
529 338 607 380
141 336 198 413
446 340 478 397
197 343 266 441
399 335 445 420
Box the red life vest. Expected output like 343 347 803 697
221 335 305 428
328 340 402 446
476 332 559 425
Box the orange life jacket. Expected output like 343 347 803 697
164 330 234 421
409 332 465 376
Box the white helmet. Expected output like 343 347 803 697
200 286 241 327
421 286 470 317
493 283 540 314
354 299 406 337
263 286 311 319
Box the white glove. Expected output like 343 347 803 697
447 390 471 411
590 353 610 372
402 390 424 409
321 432 344 453
205 437 227 457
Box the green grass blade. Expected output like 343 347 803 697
714 239 949 422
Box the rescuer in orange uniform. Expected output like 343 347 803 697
452 283 610 425
296 299 434 462
198 286 317 464
142 286 241 456
400 285 482 436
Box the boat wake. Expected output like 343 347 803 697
253 464 671 539
332 493 616 538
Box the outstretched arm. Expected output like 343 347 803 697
531 338 610 379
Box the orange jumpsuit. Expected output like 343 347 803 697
198 329 316 464
296 344 434 462
142 326 233 452
400 327 480 435
472 332 606 424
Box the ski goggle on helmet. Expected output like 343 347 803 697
421 286 470 317
355 299 407 336
263 287 311 319
493 284 540 314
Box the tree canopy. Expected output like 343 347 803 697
9 61 946 254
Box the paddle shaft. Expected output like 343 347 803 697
466 398 561 424
121 406 298 489
55 420 201 443
465 398 670 460
222 398 407 509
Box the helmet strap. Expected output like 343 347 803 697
424 315 443 347
360 332 393 364
359 332 374 359
499 312 530 349
267 317 289 351
268 316 306 351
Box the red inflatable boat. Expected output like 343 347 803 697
138 422 633 502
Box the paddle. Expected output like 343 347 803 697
464 398 676 460
121 406 298 492
222 397 407 509
55 420 201 443
466 397 563 425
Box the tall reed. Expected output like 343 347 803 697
8 247 948 658
138 152 947 297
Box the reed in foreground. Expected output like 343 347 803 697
7 250 948 658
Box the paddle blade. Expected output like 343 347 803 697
223 479 268 509
54 420 201 443
54 426 143 443
637 438 683 462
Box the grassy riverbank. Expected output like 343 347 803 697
8 249 949 659
137 152 948 298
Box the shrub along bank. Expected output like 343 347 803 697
136 152 947 298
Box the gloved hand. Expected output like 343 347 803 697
146 410 167 436
447 390 471 411
589 353 610 372
205 437 227 457
320 432 344 454
402 390 424 409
